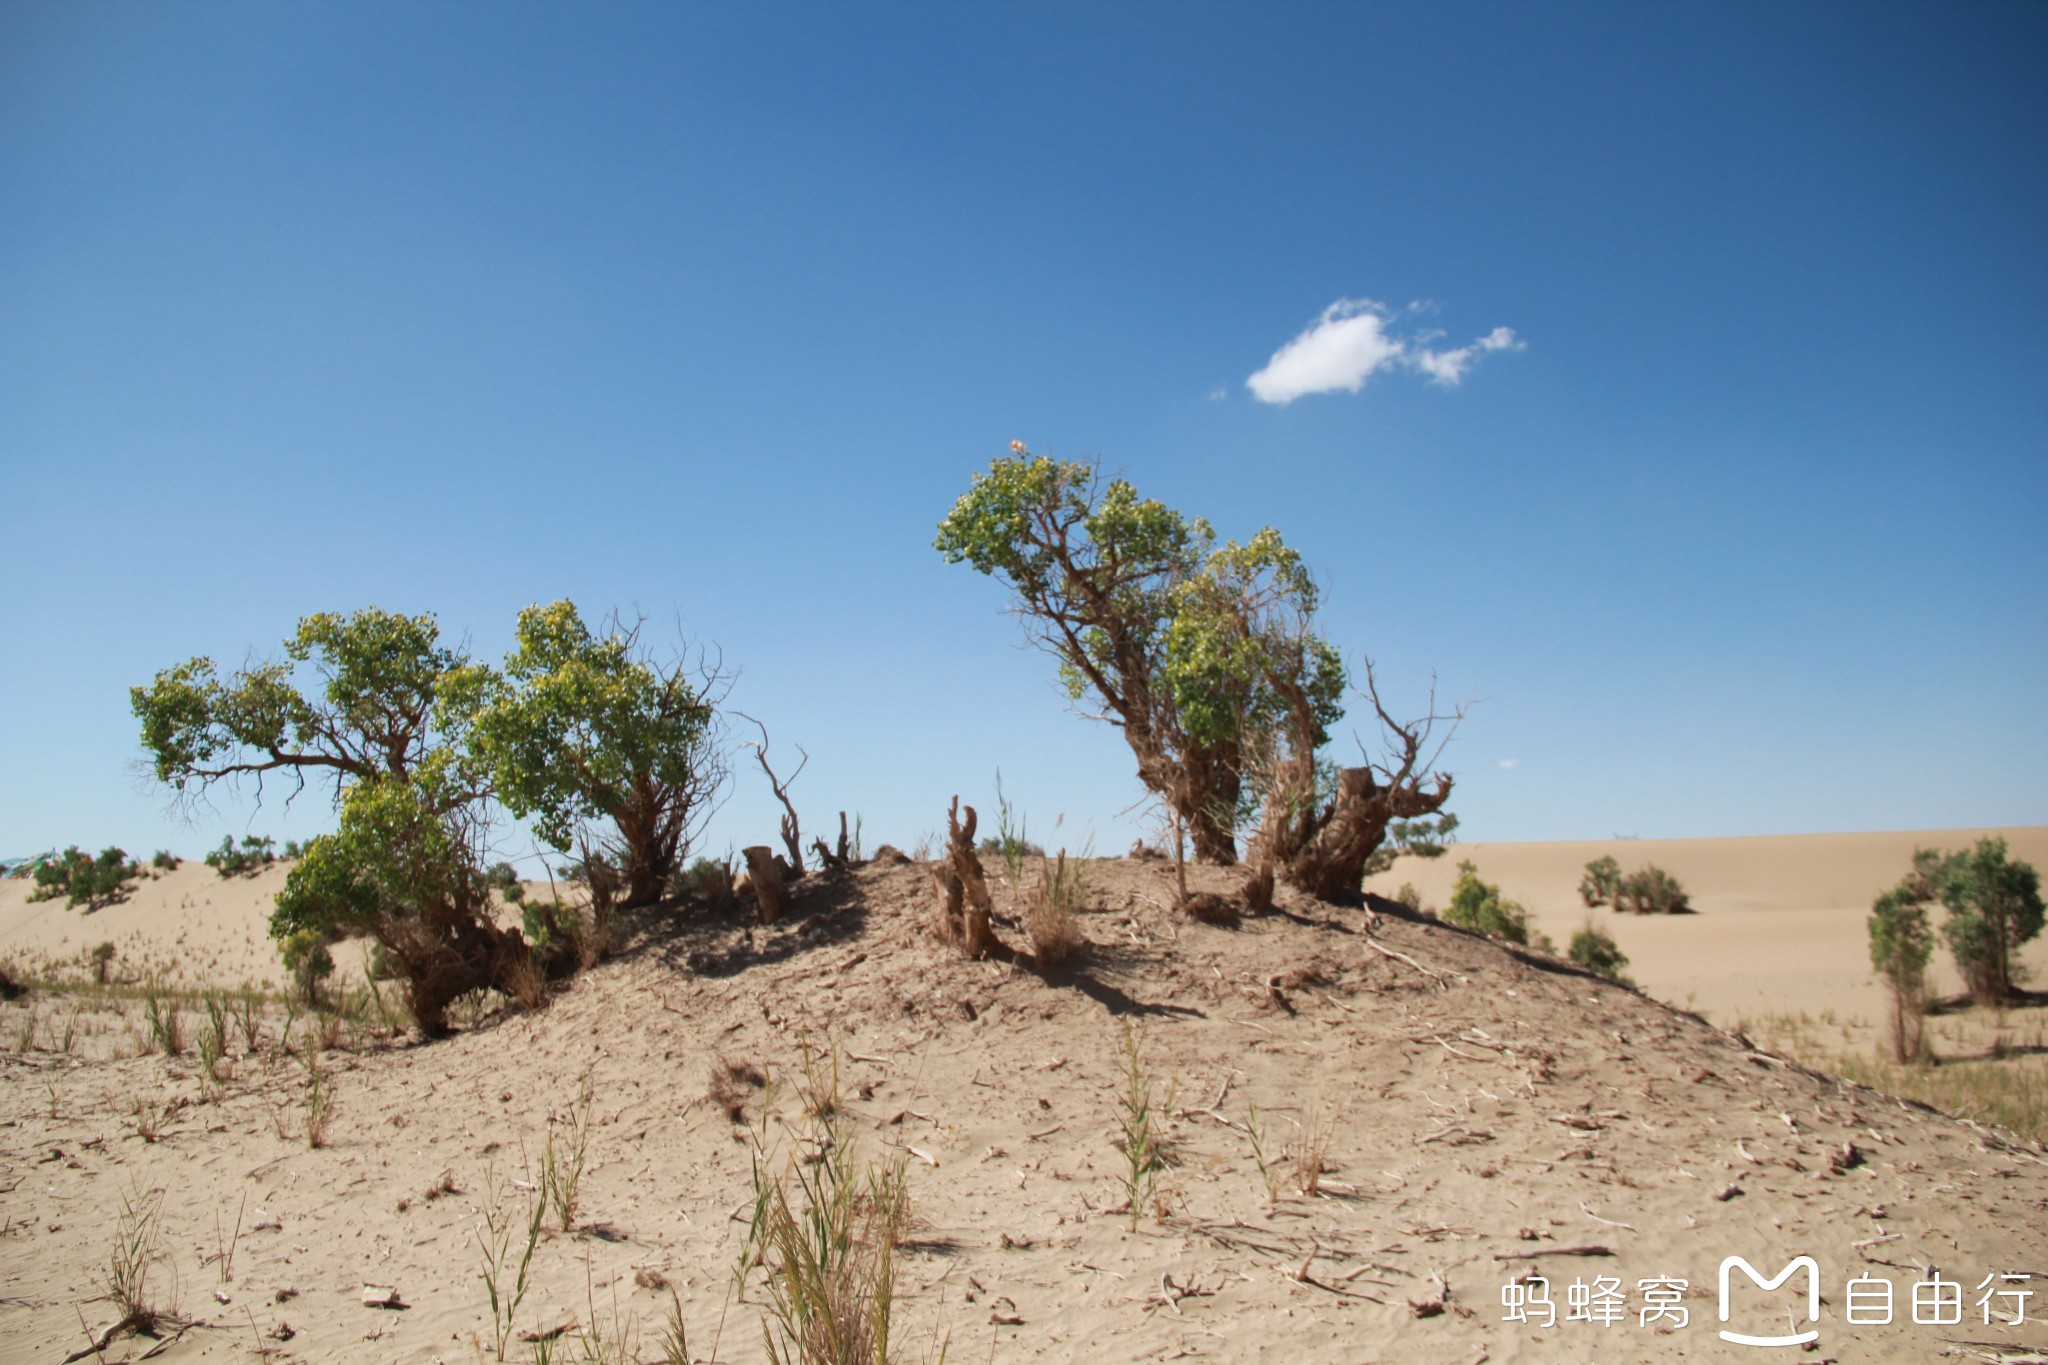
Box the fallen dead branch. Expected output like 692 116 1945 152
1492 1245 1616 1260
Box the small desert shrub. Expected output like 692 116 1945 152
1579 856 1622 908
1869 884 1933 1062
504 950 549 1012
279 928 334 1007
30 846 141 910
280 839 304 859
486 861 522 895
754 1133 909 1365
150 849 179 871
104 1183 170 1335
90 941 116 984
1392 882 1423 913
303 1056 335 1147
1286 1100 1338 1198
1568 922 1633 984
1614 864 1691 915
521 899 583 949
1442 861 1533 945
1112 1021 1168 1230
0 963 21 1002
1025 851 1088 967
204 834 276 878
676 856 734 902
143 992 184 1056
542 1072 596 1231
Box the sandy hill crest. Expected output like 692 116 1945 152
3 854 2045 1362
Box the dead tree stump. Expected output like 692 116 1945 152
743 845 790 924
929 796 997 957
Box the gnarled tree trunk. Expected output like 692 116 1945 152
930 797 997 957
743 845 791 924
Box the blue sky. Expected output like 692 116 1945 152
3 1 2044 868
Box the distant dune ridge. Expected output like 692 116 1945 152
1366 826 2048 1026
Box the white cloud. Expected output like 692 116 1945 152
1246 301 1522 404
1207 387 1228 402
1245 299 1404 404
1497 758 1520 769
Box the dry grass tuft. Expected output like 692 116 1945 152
755 1136 909 1365
710 1056 769 1124
1025 851 1088 968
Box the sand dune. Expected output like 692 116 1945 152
1367 826 2048 1029
1 832 2043 1362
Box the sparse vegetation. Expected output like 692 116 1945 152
1112 1021 1167 1230
278 928 334 1007
204 834 275 877
303 1055 335 1147
29 846 141 910
1286 1100 1338 1198
150 849 179 871
477 1159 548 1362
541 1071 596 1232
102 1183 170 1337
1614 864 1691 915
1023 850 1088 968
1579 855 1622 908
1441 860 1533 945
1360 812 1460 879
1869 881 1934 1062
753 1126 909 1365
1568 921 1632 985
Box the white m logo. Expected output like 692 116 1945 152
1718 1255 1821 1347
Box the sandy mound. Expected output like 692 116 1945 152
3 855 2045 1362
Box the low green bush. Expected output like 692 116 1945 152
30 846 141 910
1568 923 1632 983
1614 865 1690 914
205 835 277 878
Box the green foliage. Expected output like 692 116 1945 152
1568 923 1632 984
204 834 276 877
89 941 116 985
1579 856 1622 908
457 601 725 906
1868 884 1934 1062
132 607 465 796
1917 837 2044 1007
1442 860 1532 945
1362 812 1460 879
134 607 529 1039
1614 864 1690 915
676 856 732 900
279 928 336 1006
150 850 179 871
29 846 140 910
936 446 1348 860
520 899 583 949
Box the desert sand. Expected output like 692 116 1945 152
2 832 2045 1363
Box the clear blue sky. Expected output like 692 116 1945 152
3 1 2044 868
